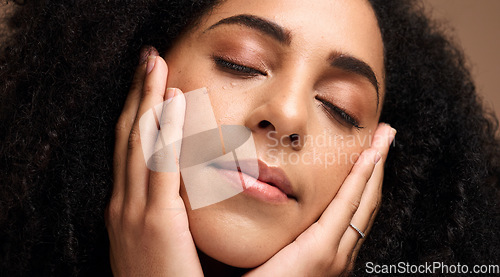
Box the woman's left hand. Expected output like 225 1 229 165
245 123 396 276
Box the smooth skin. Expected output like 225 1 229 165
163 0 387 269
106 51 396 275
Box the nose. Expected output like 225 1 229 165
245 76 310 150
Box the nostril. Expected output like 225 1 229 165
289 133 299 142
258 120 272 128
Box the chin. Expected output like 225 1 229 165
198 238 274 268
180 179 310 269
188 211 282 268
185 199 300 269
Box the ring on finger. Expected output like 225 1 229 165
349 223 365 239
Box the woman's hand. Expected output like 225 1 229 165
245 123 396 277
105 46 395 276
105 48 203 276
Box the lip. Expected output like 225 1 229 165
210 159 295 203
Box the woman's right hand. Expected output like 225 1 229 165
105 48 203 276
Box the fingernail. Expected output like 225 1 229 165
388 128 397 145
374 151 382 164
146 56 156 74
166 88 176 100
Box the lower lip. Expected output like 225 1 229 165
215 168 290 204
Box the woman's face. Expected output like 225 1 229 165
164 0 384 268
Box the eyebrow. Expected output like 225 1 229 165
206 14 380 107
206 14 292 45
329 53 380 106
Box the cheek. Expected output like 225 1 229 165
164 44 215 92
164 61 208 92
301 135 366 215
163 55 243 122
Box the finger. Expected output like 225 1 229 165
113 46 160 203
317 148 381 248
112 48 154 204
124 55 169 208
337 124 396 266
147 88 187 208
245 149 382 277
350 124 396 233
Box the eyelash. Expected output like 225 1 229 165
213 56 362 130
212 56 267 77
316 97 364 130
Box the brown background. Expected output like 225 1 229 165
423 0 500 119
1 1 499 119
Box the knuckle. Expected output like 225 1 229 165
369 199 378 212
142 83 162 98
348 199 361 213
128 127 141 150
105 200 121 226
372 196 382 211
121 207 140 227
142 213 163 236
142 82 154 96
115 115 132 136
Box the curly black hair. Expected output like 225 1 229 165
1 0 499 276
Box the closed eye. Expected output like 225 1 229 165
212 56 267 77
316 97 364 130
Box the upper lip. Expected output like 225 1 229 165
211 159 295 198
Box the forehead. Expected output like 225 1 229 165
194 0 384 86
